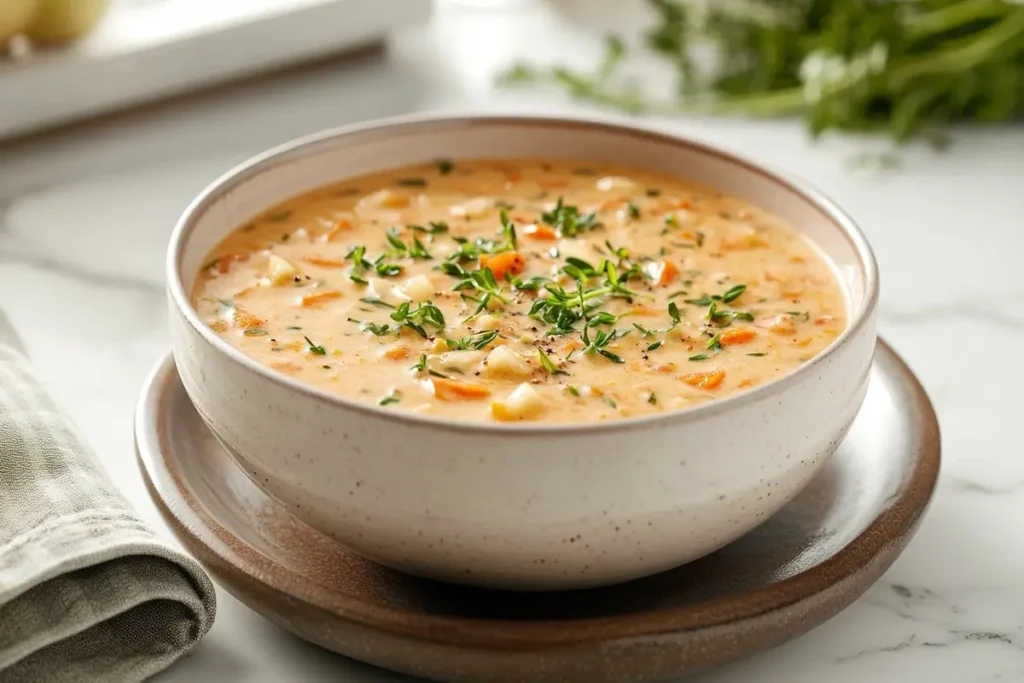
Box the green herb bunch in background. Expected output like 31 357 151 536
499 0 1024 143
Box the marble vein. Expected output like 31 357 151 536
0 246 162 295
879 299 1024 331
832 583 1024 666
946 476 1024 497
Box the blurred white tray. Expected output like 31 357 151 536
0 0 431 142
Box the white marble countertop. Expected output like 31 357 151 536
2 1 1023 681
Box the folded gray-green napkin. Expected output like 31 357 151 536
0 312 216 682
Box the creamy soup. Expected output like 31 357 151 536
193 159 846 423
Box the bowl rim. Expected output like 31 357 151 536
167 112 879 435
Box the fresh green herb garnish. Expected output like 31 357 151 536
582 327 626 364
647 340 664 351
664 214 679 227
626 201 641 219
586 311 619 328
386 227 433 260
285 326 302 330
304 336 326 355
541 197 600 238
390 301 446 337
379 393 402 406
445 330 499 350
359 297 395 309
498 209 518 251
498 1 1024 144
604 396 619 409
409 221 450 236
566 385 581 397
647 392 658 404
448 266 509 315
266 210 292 222
689 353 710 362
346 245 372 283
508 275 552 292
668 302 682 325
788 311 812 322
411 355 428 372
722 284 747 304
437 159 454 175
243 329 268 336
396 177 428 187
646 188 661 197
747 352 767 357
538 348 569 375
706 333 723 351
361 322 398 337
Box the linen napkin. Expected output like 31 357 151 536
0 311 216 683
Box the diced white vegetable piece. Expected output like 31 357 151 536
485 346 533 378
436 351 486 374
596 176 636 191
399 274 435 301
358 189 408 209
491 383 544 421
365 278 396 302
450 197 493 218
475 314 502 332
266 254 299 285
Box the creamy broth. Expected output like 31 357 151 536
192 159 846 423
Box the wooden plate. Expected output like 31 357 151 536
135 340 939 683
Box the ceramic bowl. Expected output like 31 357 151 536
166 114 879 591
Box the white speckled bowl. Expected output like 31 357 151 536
167 114 878 591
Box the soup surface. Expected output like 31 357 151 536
193 159 846 423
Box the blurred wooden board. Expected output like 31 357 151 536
0 0 431 142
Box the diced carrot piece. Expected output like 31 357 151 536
720 329 758 346
781 289 805 299
560 339 583 354
271 361 303 374
302 256 347 268
300 291 343 308
815 315 836 325
523 223 558 241
649 259 680 286
430 378 491 401
681 370 726 390
505 170 522 184
384 346 410 360
324 219 353 241
209 253 248 274
630 305 661 317
479 251 526 280
652 362 677 374
233 312 265 329
674 200 693 210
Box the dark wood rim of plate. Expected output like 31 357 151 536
136 339 940 654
